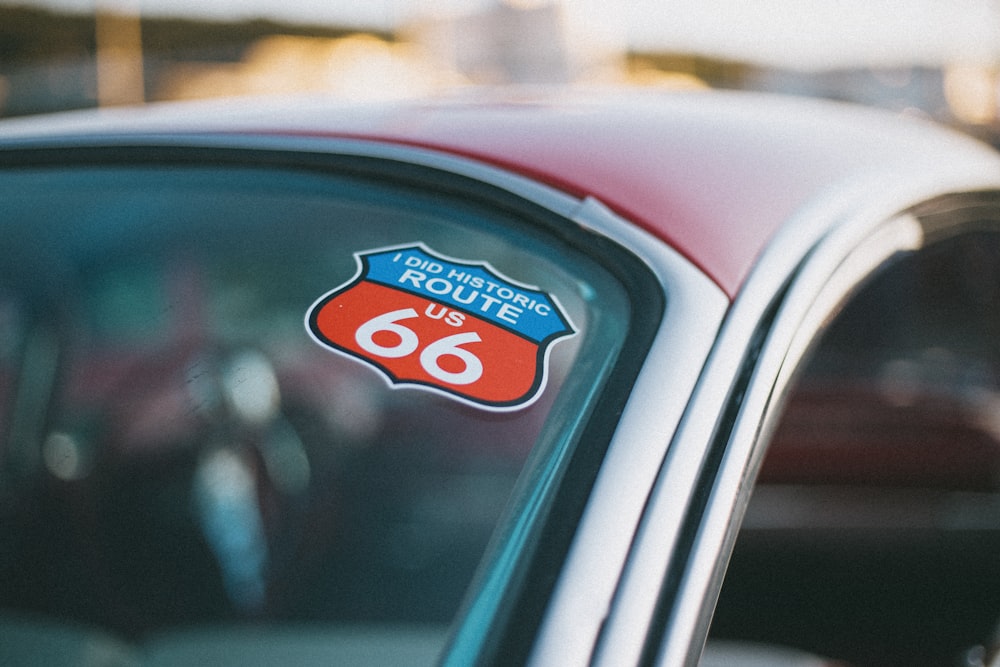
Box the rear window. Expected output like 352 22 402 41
0 148 653 664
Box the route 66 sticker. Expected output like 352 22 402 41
306 244 577 411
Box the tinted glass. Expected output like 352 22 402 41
0 154 637 664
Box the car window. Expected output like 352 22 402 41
0 152 647 664
710 228 1000 666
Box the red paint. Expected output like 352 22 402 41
270 92 896 299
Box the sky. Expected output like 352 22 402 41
9 0 1000 69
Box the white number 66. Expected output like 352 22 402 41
355 308 484 385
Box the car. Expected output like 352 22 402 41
0 88 998 667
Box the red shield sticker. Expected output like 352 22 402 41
306 244 577 411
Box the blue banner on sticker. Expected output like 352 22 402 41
364 245 574 343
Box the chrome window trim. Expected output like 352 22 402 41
527 198 727 667
0 133 729 664
0 132 588 220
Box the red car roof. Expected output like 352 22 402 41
268 91 1000 298
3 90 998 297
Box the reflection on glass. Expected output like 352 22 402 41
195 447 268 613
222 349 281 426
42 431 90 481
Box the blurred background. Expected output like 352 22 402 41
2 0 1000 142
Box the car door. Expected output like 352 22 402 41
706 194 1000 667
579 188 1000 667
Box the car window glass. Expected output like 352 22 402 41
0 160 636 663
710 230 1000 666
